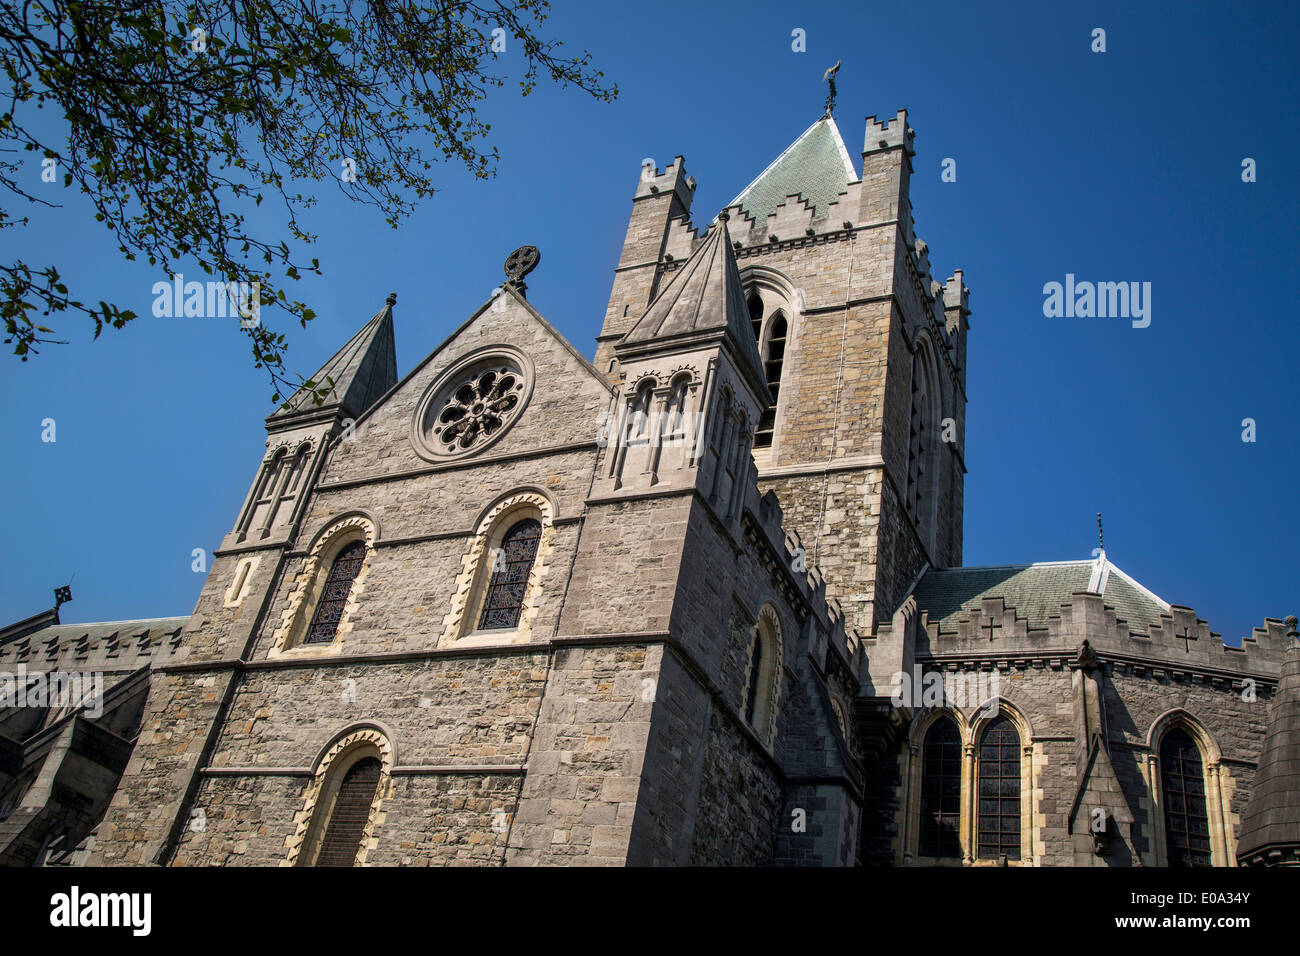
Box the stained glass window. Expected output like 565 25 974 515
977 715 1021 860
314 756 381 866
304 540 366 644
477 518 542 630
1161 727 1212 867
919 717 961 858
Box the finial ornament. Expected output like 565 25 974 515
717 210 729 223
386 292 397 307
503 245 540 298
1286 615 1298 639
54 585 72 608
1097 512 1104 553
822 60 842 117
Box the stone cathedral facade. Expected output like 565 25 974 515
2 108 1298 867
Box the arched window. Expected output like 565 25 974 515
756 313 786 447
313 755 382 866
745 286 790 450
304 540 367 644
1160 727 1211 867
919 717 961 859
747 291 763 340
628 381 654 444
744 634 763 724
907 352 929 519
663 377 689 444
977 715 1021 861
742 606 782 744
477 518 542 630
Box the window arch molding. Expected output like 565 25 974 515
235 439 315 542
969 698 1035 865
901 701 1038 866
270 512 379 658
1144 709 1231 867
285 723 395 867
906 330 944 557
738 266 801 452
441 489 556 647
742 602 785 748
902 707 970 865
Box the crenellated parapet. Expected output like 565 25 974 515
740 487 861 683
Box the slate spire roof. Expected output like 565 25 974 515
908 553 1171 635
270 295 398 423
1236 618 1300 866
617 213 768 400
726 116 858 225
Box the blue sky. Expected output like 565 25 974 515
2 0 1296 644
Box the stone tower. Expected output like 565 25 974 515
596 112 970 637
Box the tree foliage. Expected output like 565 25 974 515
0 0 615 402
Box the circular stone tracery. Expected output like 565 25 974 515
413 348 533 461
433 365 525 452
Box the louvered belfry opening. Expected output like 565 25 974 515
478 518 542 629
305 540 366 644
314 756 382 866
747 291 785 449
1160 727 1212 867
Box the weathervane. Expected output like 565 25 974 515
823 61 842 117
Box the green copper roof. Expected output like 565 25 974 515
911 557 1172 635
727 117 858 225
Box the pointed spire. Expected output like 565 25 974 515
270 294 398 424
617 213 768 399
1237 616 1300 866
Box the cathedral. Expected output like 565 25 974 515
2 105 1297 867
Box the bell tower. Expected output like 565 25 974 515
596 107 970 635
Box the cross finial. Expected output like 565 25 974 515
822 61 842 117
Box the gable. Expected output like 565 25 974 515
322 288 613 485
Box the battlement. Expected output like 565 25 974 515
944 270 970 318
745 488 860 672
863 109 914 157
634 155 696 208
917 591 1290 681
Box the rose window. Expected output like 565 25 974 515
431 366 525 453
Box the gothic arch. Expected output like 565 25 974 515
969 698 1036 865
738 266 801 451
269 512 378 657
285 724 394 867
1144 709 1232 867
441 489 556 647
743 603 785 748
906 330 944 557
